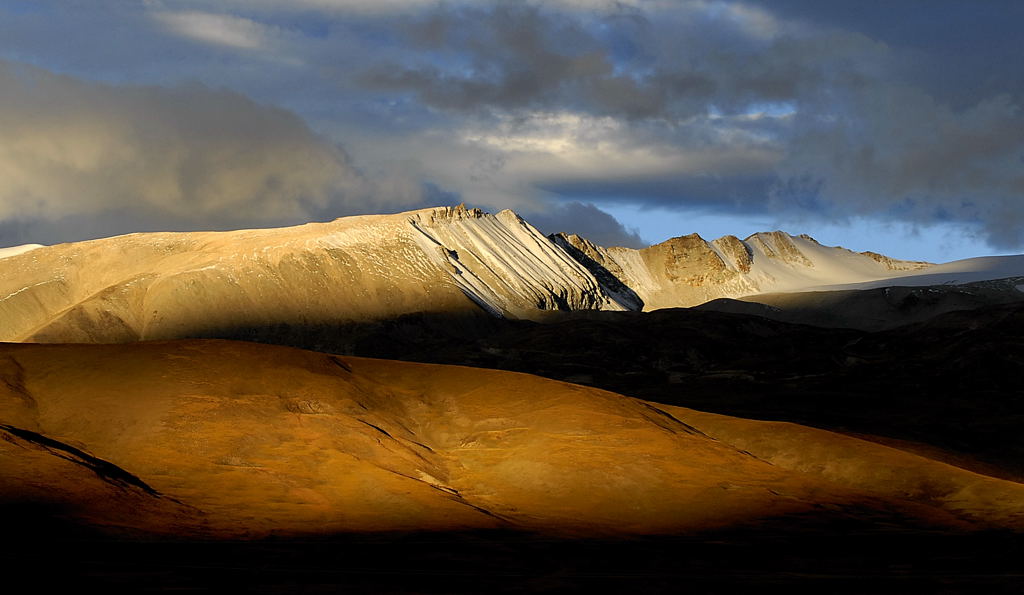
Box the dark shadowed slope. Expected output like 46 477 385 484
329 303 1024 480
697 276 1024 331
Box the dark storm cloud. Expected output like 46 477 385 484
776 86 1024 247
0 1 1021 250
352 1 1024 247
0 179 460 248
538 174 777 214
357 2 896 121
357 1 814 120
748 0 1024 114
527 201 645 249
360 3 652 117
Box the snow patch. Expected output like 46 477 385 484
0 278 58 303
0 244 44 260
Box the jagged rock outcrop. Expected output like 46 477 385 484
552 229 934 309
549 233 644 311
861 250 932 271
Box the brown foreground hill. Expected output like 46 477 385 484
3 338 1023 538
2 339 1024 592
323 302 1024 483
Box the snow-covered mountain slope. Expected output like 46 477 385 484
0 243 43 260
552 231 933 310
0 206 628 343
809 255 1024 291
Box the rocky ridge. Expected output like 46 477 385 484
552 228 932 309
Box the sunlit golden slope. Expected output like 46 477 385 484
1 339 1022 537
664 407 1024 529
0 206 627 344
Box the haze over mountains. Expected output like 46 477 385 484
2 205 1022 344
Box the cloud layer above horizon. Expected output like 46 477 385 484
0 0 1021 253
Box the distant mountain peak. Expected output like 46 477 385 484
549 226 942 310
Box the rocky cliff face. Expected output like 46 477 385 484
549 233 644 311
404 206 630 316
552 228 933 310
860 250 932 271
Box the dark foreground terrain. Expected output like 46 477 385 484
3 295 1023 593
8 515 1024 594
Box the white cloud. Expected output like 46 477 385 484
154 11 274 50
456 110 780 183
706 1 786 40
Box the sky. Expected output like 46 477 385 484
0 0 1022 262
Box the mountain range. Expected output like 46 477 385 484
2 204 1022 344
